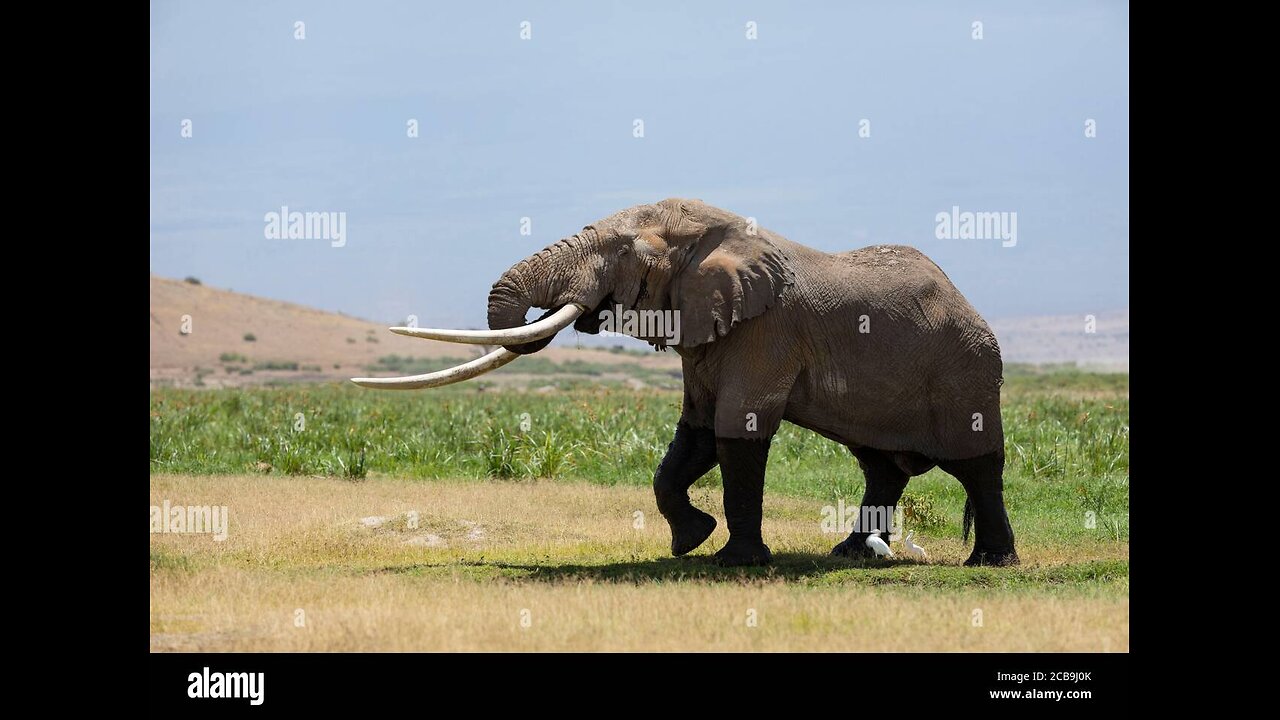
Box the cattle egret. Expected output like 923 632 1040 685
903 531 928 560
865 531 893 557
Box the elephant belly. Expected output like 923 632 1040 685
784 333 1004 461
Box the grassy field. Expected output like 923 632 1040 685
149 369 1129 651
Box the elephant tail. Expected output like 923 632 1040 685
962 498 974 544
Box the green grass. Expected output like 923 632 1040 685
366 354 681 389
253 360 299 371
368 355 474 374
1003 363 1129 395
149 372 1128 546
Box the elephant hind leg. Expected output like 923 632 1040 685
938 451 1019 567
831 447 910 558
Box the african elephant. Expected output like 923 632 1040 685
353 198 1018 567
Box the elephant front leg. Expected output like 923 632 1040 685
713 437 773 566
653 422 719 556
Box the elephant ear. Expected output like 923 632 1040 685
669 221 793 347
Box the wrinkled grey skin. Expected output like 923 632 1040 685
488 198 1017 567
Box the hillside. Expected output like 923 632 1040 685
149 276 681 388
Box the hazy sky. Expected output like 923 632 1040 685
150 1 1129 330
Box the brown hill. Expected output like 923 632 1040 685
149 276 680 388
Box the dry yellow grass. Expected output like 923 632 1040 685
150 474 1128 652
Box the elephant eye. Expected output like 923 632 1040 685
617 243 631 257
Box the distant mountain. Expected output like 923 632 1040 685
991 309 1128 371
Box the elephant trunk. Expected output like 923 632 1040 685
487 230 596 354
349 230 596 389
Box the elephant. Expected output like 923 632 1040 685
352 198 1018 567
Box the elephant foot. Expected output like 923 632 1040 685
669 508 718 556
714 538 772 567
965 549 1020 567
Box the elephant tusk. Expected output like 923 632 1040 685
388 304 585 345
350 348 520 390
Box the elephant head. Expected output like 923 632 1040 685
352 198 793 389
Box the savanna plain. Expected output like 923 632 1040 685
150 368 1128 651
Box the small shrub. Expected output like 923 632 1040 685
522 431 576 478
243 333 257 342
900 492 947 530
479 426 519 479
342 447 367 480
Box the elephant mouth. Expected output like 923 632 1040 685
574 295 615 335
574 279 652 334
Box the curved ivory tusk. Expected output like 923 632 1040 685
388 304 585 345
350 348 519 390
